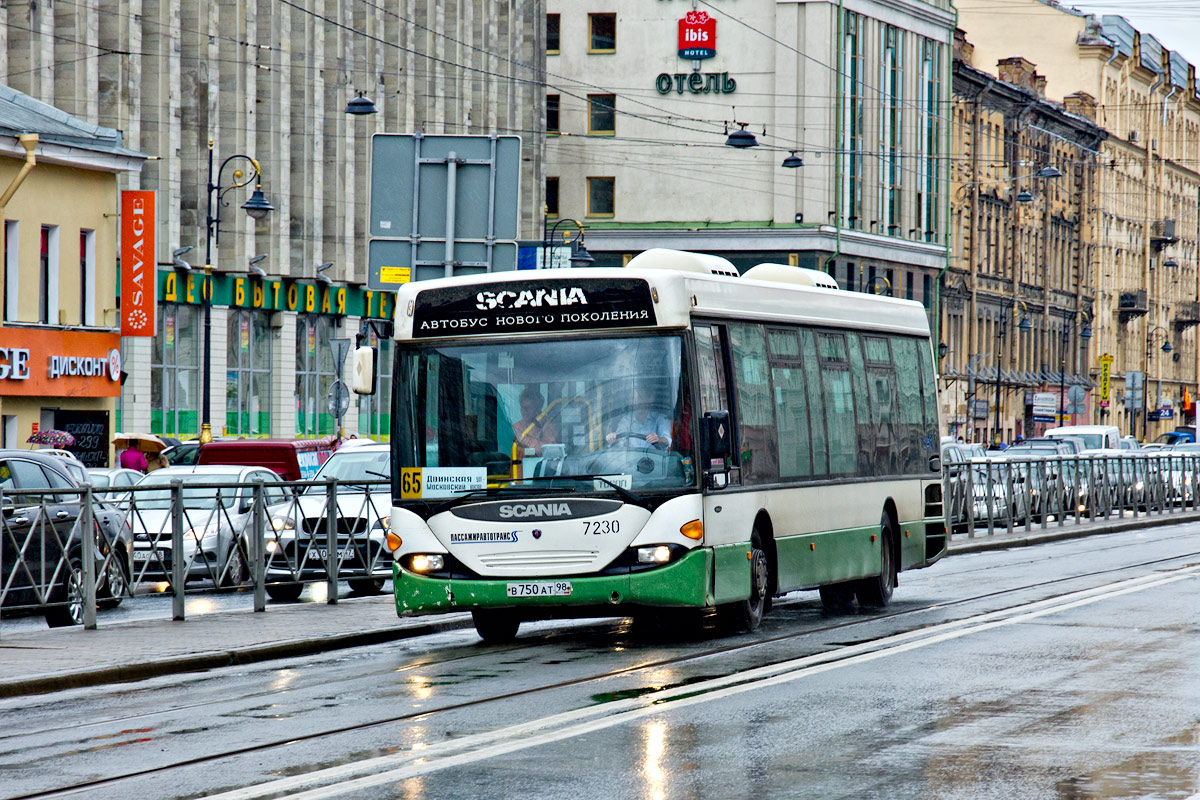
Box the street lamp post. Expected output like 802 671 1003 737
200 138 273 444
1145 325 1173 437
993 299 1032 446
541 217 594 269
1059 311 1093 424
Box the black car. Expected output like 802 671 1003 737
0 450 128 626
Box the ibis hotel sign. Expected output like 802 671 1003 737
678 10 716 59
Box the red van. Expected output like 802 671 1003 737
196 436 339 481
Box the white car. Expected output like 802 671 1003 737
263 444 392 601
128 465 288 588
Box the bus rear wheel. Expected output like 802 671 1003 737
854 512 896 607
472 609 520 643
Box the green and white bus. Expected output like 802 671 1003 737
358 248 946 641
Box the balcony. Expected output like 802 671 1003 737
1151 219 1178 252
1174 301 1199 330
1119 290 1148 322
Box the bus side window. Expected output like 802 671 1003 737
694 324 734 475
728 323 779 484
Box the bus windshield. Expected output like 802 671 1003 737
394 334 696 492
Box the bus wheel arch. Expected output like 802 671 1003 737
753 510 779 601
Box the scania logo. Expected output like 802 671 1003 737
497 502 573 519
475 287 588 311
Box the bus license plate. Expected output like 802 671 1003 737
506 581 573 598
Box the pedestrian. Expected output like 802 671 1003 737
119 446 147 472
145 451 168 472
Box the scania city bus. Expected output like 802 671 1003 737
355 248 946 641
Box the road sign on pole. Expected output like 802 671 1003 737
368 134 522 290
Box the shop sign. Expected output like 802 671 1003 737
0 327 121 397
120 190 157 337
1032 392 1057 423
57 410 110 468
1098 353 1113 408
678 11 716 59
158 269 391 319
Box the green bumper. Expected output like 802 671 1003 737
393 546 719 616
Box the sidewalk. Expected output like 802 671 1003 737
1 510 1195 699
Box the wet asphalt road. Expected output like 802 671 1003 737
2 524 1198 800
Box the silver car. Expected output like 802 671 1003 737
128 465 285 588
263 444 392 601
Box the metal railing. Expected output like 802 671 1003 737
1 477 392 633
943 452 1200 538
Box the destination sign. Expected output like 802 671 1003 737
411 278 657 337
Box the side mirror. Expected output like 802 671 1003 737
928 454 941 473
701 410 732 463
351 345 377 395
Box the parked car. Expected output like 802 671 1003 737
1005 438 1076 457
1044 425 1121 452
197 436 339 481
1153 426 1196 445
263 443 392 601
86 467 143 508
0 450 128 625
1119 436 1141 451
162 441 202 466
127 465 287 588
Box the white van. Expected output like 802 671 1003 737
1043 425 1121 452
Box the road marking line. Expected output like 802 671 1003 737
202 565 1199 800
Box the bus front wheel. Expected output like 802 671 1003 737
720 530 769 633
472 609 520 643
855 512 896 607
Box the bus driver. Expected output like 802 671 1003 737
606 385 671 450
513 386 559 456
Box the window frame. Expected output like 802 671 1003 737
545 176 560 217
547 13 560 54
586 94 615 135
588 13 617 54
546 94 560 135
586 176 615 218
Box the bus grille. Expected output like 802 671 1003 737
477 551 598 570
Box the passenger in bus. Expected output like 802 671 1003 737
512 386 559 456
606 385 672 450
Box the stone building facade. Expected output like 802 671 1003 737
0 0 545 442
955 0 1200 441
945 38 1105 443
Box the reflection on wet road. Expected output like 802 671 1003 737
1 525 1198 800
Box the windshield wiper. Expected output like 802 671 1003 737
365 469 389 480
430 484 570 516
513 474 650 510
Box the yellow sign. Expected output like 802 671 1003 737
380 266 412 285
400 467 423 499
1098 353 1114 404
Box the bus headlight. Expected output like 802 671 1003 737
410 554 444 572
637 546 672 564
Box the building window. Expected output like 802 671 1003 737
357 327 392 441
587 176 615 217
587 94 615 134
151 304 200 437
295 315 336 437
880 25 903 234
842 11 863 230
3 221 16 322
226 309 272 436
589 13 616 53
546 177 560 217
547 94 560 134
547 13 560 54
40 226 59 324
80 229 95 325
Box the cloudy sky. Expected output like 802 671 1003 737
1072 0 1200 65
